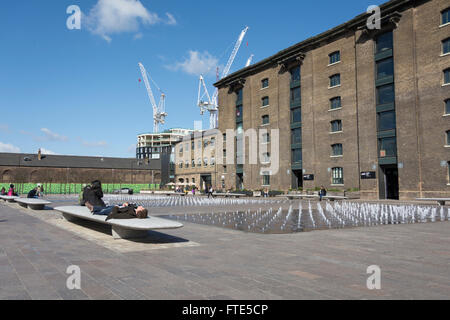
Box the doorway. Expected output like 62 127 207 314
236 173 244 191
379 165 399 200
292 170 303 190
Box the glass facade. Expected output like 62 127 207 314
376 84 395 105
376 58 394 80
290 65 302 175
375 31 393 54
378 111 396 131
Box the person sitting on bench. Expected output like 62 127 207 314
81 180 105 208
27 187 39 199
85 201 148 219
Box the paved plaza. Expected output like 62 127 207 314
0 198 449 300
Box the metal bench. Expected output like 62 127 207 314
54 206 183 239
416 198 449 206
15 198 52 210
0 195 20 203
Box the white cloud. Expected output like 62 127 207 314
84 0 163 41
40 128 68 142
165 13 177 25
39 148 58 155
0 142 20 153
167 50 220 76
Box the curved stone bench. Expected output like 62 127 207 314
54 206 183 240
15 198 52 210
0 195 20 203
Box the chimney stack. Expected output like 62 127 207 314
38 148 42 161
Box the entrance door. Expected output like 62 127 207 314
236 173 244 190
380 165 399 200
292 170 303 189
201 175 212 191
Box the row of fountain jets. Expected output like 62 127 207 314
104 195 449 233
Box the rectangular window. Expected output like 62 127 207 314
378 111 396 131
331 144 343 156
443 38 450 54
445 69 450 84
375 31 393 54
331 120 342 132
262 133 270 143
192 160 195 168
290 87 301 104
332 167 344 185
292 149 302 163
262 173 270 186
376 58 394 80
446 99 450 114
290 66 300 82
262 115 270 125
329 74 341 87
291 107 301 124
442 8 450 25
261 78 269 88
330 97 341 110
447 131 450 145
223 166 227 173
376 83 395 105
379 137 397 157
262 153 270 163
329 51 340 64
223 133 226 142
191 141 195 149
291 128 302 145
262 96 269 107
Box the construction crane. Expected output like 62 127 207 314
245 54 254 67
197 26 249 129
138 62 168 133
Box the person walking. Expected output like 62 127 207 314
319 186 327 202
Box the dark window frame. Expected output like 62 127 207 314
331 120 343 132
332 167 344 185
262 115 270 125
329 51 341 64
262 96 269 107
329 74 341 87
446 99 450 115
331 144 343 156
330 96 342 110
444 68 450 84
261 78 269 89
443 38 450 55
442 8 450 25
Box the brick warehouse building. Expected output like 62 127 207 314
0 152 162 191
214 0 450 200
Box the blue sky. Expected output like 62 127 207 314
0 0 385 158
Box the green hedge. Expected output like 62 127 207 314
1 183 160 195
